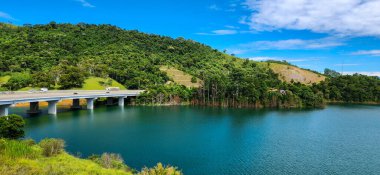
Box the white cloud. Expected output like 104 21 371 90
225 25 239 29
351 50 380 56
248 56 319 62
249 56 277 61
213 30 238 35
0 11 15 20
334 64 361 66
343 72 380 77
196 29 238 35
76 0 95 8
209 4 221 11
242 0 380 37
228 37 344 54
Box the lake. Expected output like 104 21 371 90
10 104 380 175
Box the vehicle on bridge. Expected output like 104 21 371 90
106 87 120 91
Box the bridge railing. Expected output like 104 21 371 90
0 90 144 95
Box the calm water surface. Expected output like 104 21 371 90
10 105 380 175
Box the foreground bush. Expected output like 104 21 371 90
0 114 25 139
39 138 65 157
138 163 182 175
90 153 132 172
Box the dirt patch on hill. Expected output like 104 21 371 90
160 66 202 88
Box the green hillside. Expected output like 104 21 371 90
0 22 378 106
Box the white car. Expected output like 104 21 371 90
40 88 48 92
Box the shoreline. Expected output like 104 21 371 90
14 99 87 107
12 100 379 108
326 101 380 105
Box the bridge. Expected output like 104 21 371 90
0 90 144 117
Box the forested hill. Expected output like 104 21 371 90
0 22 227 89
0 23 379 107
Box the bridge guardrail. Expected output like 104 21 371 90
0 90 145 95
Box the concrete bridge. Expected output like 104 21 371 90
0 90 144 117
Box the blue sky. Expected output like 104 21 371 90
1 0 379 75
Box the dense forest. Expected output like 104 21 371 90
314 69 380 103
0 23 379 107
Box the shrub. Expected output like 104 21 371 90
138 163 182 175
3 72 32 90
39 138 65 157
0 114 25 139
191 76 197 83
91 153 131 171
22 139 36 146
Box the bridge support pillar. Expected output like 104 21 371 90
71 99 82 110
106 97 114 106
0 104 11 117
47 100 59 115
27 102 40 114
86 98 95 110
118 97 125 107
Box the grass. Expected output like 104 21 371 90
0 75 10 85
258 62 326 85
160 66 202 88
0 139 132 175
0 139 41 160
18 87 37 91
73 77 127 90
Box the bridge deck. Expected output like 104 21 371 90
0 90 144 105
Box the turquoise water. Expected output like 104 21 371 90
10 105 380 175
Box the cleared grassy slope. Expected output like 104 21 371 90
258 62 326 85
0 139 132 175
160 66 202 88
0 75 10 85
74 77 127 90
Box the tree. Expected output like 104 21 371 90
4 72 32 90
59 66 87 89
324 68 341 78
0 114 25 139
191 76 197 83
32 71 55 88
